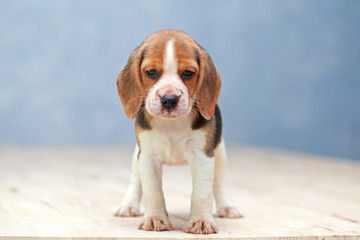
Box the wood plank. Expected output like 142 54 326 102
0 146 359 239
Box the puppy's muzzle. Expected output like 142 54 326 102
161 94 179 109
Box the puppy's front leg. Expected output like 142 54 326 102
114 145 142 217
137 152 172 231
214 140 242 218
185 154 218 234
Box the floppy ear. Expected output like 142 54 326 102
117 47 145 119
197 48 221 120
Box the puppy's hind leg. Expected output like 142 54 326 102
213 140 243 218
114 145 142 217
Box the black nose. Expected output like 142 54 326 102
161 94 179 109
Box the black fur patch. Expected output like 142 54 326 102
136 104 151 130
192 104 223 156
213 104 222 149
192 110 209 130
137 148 141 160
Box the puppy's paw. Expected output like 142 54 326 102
218 206 243 218
184 218 218 234
113 203 139 217
138 216 173 231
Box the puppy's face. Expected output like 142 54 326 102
117 30 221 120
142 38 199 119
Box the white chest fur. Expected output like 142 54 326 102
138 116 207 165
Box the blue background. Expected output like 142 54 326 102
1 0 359 160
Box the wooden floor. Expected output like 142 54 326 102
0 146 359 239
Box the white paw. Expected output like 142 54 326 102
184 218 218 234
218 206 243 218
138 216 173 231
113 203 139 217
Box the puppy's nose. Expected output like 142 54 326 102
161 94 179 109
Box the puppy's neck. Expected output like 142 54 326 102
151 114 193 133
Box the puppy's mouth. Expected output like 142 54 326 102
146 106 192 119
160 109 182 119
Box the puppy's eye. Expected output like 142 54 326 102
145 69 160 79
181 70 194 80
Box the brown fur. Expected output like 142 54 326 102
197 48 221 120
117 47 145 119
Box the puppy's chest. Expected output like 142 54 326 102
139 118 206 165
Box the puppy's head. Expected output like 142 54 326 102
117 30 221 120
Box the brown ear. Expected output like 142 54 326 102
197 48 221 120
117 47 145 119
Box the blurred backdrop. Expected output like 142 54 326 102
0 0 359 160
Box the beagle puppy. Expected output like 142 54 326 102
114 29 241 234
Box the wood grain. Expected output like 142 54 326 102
0 146 359 239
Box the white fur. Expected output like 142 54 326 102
113 145 142 217
137 115 217 231
145 39 191 118
139 115 206 166
114 114 239 231
164 38 177 74
213 140 242 218
114 116 241 232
